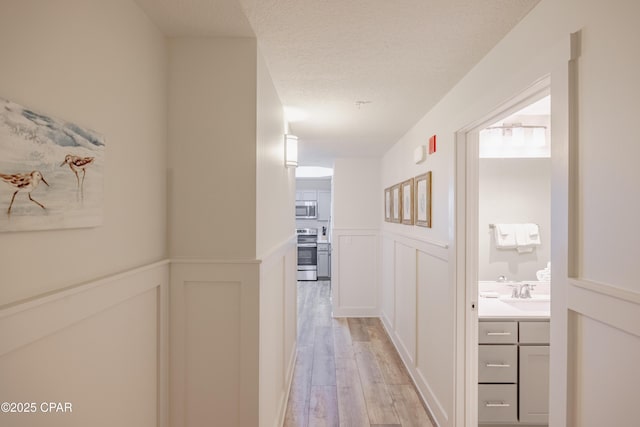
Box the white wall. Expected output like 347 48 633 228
331 158 380 316
167 39 296 427
256 49 295 258
168 37 257 259
0 2 168 426
478 158 551 281
256 47 298 427
333 158 380 230
0 0 167 306
380 0 640 426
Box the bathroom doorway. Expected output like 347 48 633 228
454 76 552 427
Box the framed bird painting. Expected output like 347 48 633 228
0 97 105 232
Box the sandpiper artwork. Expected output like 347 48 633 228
0 97 105 232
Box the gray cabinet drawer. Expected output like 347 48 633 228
478 384 518 423
520 321 550 344
478 345 517 383
479 321 517 344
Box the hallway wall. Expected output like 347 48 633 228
168 37 257 259
256 48 298 427
167 38 296 427
331 158 380 316
0 1 168 426
0 0 168 306
380 0 640 425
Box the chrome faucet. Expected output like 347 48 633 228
507 283 535 298
511 284 520 298
519 283 532 299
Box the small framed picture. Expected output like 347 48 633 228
391 184 402 223
415 172 432 228
401 178 414 225
384 187 392 222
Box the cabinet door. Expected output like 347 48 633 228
317 252 329 278
519 345 550 423
317 190 331 221
302 190 317 200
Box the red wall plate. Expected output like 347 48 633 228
429 135 437 154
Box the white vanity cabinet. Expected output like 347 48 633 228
479 319 549 426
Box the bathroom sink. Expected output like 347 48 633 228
500 298 550 312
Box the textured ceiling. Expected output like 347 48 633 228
134 0 540 166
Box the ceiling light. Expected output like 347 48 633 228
480 123 549 158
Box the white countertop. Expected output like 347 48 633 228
478 295 550 319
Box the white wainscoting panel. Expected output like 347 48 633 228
566 278 640 426
571 313 640 427
379 230 452 427
416 249 452 426
332 229 379 317
394 242 417 364
258 237 297 427
381 235 396 329
170 260 260 427
0 261 169 427
185 281 242 425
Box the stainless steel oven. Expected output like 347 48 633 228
296 228 317 281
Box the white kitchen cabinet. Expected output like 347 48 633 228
296 190 317 201
519 345 550 424
317 190 331 221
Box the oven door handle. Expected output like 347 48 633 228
298 243 317 248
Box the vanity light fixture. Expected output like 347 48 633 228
485 123 547 147
285 134 298 168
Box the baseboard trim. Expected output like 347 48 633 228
332 307 379 317
276 341 298 427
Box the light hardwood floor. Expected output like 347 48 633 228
284 280 435 427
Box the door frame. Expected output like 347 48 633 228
454 76 551 427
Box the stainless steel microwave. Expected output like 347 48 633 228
296 201 317 219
